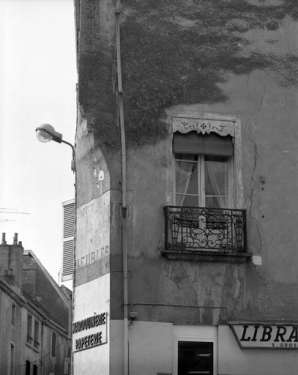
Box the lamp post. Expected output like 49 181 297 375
36 123 76 375
35 124 76 172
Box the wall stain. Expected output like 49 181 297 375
119 0 298 147
77 0 298 149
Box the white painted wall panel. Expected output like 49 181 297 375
129 321 173 375
218 325 298 375
73 274 110 375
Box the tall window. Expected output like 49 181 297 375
51 332 57 357
174 132 233 209
33 364 38 375
9 344 15 375
25 360 30 375
27 314 33 343
34 320 40 349
11 304 16 326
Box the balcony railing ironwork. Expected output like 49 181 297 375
164 206 247 253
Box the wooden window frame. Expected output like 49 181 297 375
175 154 234 209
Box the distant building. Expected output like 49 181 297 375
0 233 71 375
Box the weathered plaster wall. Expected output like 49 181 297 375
120 0 298 147
129 321 173 375
75 0 298 324
76 0 119 150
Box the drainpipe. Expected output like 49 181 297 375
115 2 129 375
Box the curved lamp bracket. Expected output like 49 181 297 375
35 124 75 172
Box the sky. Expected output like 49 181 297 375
0 0 76 282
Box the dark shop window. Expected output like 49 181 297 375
178 341 213 375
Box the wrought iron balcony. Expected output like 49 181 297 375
164 206 247 255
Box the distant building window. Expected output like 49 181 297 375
11 304 16 326
33 364 38 375
34 321 40 349
51 332 57 357
25 360 30 375
27 314 33 343
9 344 15 375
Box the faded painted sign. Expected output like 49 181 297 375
75 195 110 285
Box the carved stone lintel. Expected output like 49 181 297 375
173 117 235 137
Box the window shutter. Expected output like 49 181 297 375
173 132 233 156
62 200 75 281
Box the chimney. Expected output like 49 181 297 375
13 233 18 245
0 233 24 290
0 233 9 276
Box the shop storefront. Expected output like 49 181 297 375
128 322 298 375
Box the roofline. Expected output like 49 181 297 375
0 279 68 337
23 250 71 308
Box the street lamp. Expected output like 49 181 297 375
35 124 75 172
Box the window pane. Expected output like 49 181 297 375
180 194 199 207
51 332 56 357
176 155 199 206
11 304 16 326
205 156 228 208
175 154 231 208
178 341 213 375
27 315 32 343
34 321 39 348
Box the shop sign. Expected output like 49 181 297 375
230 324 298 349
73 312 108 352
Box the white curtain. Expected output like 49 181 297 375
175 158 196 206
205 160 228 208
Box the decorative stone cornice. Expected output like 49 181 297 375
173 116 235 137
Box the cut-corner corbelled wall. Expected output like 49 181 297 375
73 0 298 350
